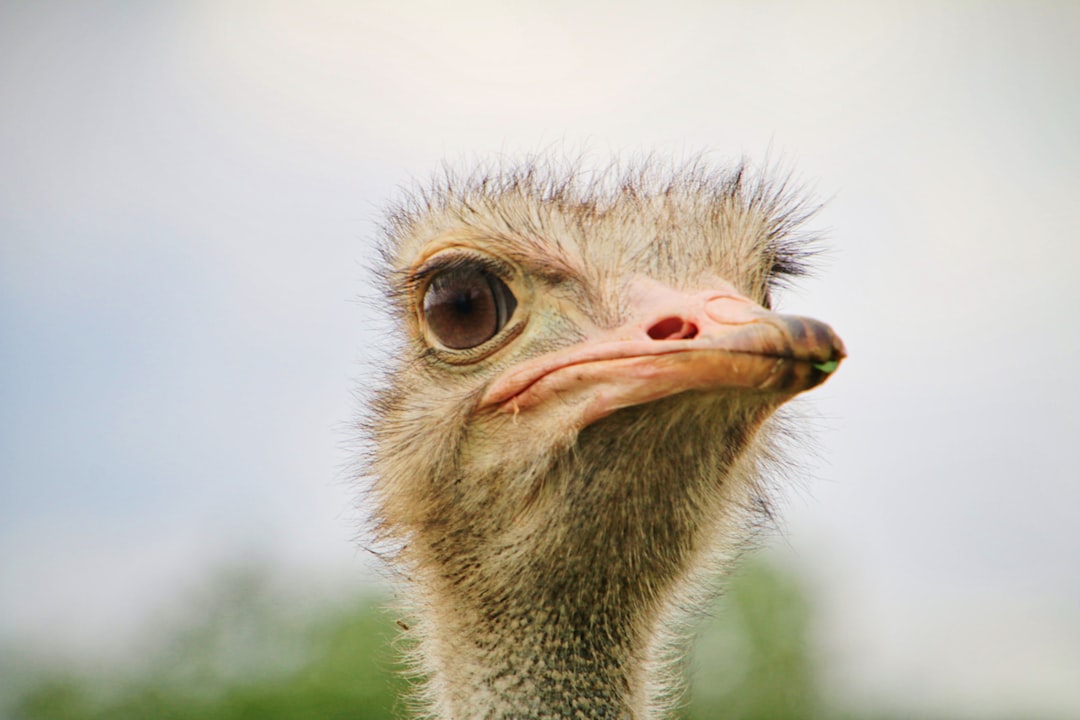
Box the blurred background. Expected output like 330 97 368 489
2 2 1078 718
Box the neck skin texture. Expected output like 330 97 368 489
391 399 773 720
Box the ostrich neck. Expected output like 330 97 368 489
422 531 669 720
412 411 761 720
427 590 647 719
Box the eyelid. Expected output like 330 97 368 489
409 251 516 297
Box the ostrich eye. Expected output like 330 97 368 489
422 266 517 350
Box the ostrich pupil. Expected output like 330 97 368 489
423 267 515 349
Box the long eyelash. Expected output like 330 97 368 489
406 253 514 298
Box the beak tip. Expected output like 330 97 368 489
812 359 841 374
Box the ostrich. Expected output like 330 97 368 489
363 158 845 719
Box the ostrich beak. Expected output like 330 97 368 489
481 277 845 428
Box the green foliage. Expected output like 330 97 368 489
6 567 409 720
0 557 923 720
686 560 822 720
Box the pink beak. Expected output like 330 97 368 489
481 278 845 429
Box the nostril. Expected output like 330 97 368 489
647 316 699 340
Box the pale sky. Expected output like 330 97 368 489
2 2 1078 717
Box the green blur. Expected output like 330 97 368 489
0 558 1009 720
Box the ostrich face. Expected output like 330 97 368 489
369 167 844 575
405 234 842 460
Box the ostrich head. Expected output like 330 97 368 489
363 158 844 719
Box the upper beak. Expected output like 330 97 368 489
480 278 845 428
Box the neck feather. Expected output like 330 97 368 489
388 400 775 719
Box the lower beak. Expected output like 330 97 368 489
481 280 845 428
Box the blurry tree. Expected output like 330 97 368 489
7 566 408 720
4 556 957 720
686 560 822 720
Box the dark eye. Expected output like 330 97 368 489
422 266 518 350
